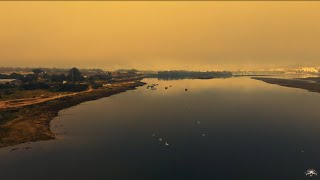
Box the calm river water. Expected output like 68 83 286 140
1 77 320 180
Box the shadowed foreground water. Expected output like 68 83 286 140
1 77 320 180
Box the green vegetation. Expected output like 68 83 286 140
22 82 50 90
67 67 84 82
52 83 89 92
0 67 114 100
0 110 18 125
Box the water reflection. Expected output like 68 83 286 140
1 77 320 180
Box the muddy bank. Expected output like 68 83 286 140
0 80 145 148
252 77 320 93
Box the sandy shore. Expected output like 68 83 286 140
0 80 145 148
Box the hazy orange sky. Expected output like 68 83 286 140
0 2 320 70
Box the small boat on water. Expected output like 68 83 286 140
146 84 157 90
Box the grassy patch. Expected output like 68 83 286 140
0 89 65 101
0 111 18 125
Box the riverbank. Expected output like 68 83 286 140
252 77 320 93
0 80 146 148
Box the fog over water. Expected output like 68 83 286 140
1 77 320 180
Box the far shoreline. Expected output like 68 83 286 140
252 77 320 93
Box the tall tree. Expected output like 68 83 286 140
67 67 83 82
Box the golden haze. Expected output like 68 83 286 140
0 2 320 70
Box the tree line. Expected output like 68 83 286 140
155 70 233 80
0 68 112 92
